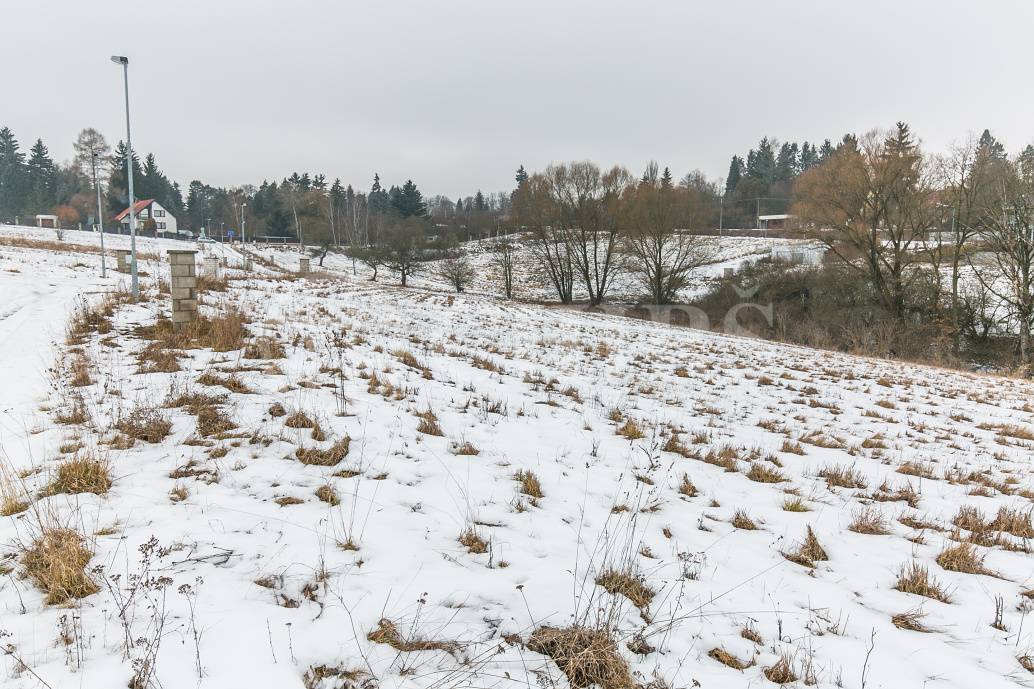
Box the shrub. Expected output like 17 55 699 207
896 561 950 603
116 407 172 443
515 470 543 498
527 626 635 689
44 455 112 496
295 437 350 466
23 527 99 604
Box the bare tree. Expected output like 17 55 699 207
794 123 937 318
973 160 1034 368
514 173 575 303
624 182 715 304
72 128 110 192
436 249 476 292
489 236 518 299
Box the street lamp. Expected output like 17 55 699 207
240 202 247 246
111 55 139 298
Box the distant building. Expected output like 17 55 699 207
757 214 795 231
114 199 178 236
34 214 58 228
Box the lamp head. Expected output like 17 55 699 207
110 55 128 65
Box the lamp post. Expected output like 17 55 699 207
111 55 139 298
91 151 106 278
240 202 247 246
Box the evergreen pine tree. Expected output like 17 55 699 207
661 166 673 189
107 140 142 214
369 173 389 214
25 139 57 214
474 190 487 212
725 155 744 193
818 139 835 161
515 165 529 188
978 129 1006 161
775 142 799 181
0 126 28 221
799 142 818 170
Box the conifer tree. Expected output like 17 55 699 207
25 139 57 214
0 126 28 220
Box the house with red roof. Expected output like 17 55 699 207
114 199 178 236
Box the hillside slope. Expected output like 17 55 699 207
1 230 1034 689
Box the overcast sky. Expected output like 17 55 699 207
3 1 1030 197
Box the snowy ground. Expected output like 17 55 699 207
2 226 1034 688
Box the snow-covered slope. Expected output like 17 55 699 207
2 228 1034 688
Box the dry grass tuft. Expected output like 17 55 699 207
952 505 988 533
515 470 543 498
295 437 350 466
22 527 99 604
936 543 994 576
416 409 443 436
745 462 786 483
196 405 236 437
244 337 286 360
595 568 655 608
459 527 488 554
115 406 172 444
367 618 458 653
708 647 750 670
817 464 867 489
896 561 950 603
891 610 930 632
616 418 645 440
678 473 698 497
989 506 1034 538
285 410 316 428
315 484 340 506
764 655 797 684
782 496 809 512
848 507 890 535
731 510 758 530
268 402 287 418
44 455 111 496
527 626 635 689
169 483 189 502
784 526 828 568
452 440 480 456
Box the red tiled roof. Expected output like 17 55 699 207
114 199 154 222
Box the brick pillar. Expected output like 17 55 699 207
203 255 220 278
115 249 132 273
168 250 198 331
299 257 310 275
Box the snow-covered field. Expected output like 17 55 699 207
2 225 1034 688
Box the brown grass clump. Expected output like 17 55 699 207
848 507 890 535
302 665 370 689
596 568 655 608
22 527 99 604
115 407 172 443
952 505 988 533
136 342 182 374
678 473 698 497
817 464 867 489
783 526 827 568
740 625 763 644
708 647 750 670
616 418 645 440
936 543 994 576
989 506 1034 538
416 409 443 436
315 484 340 506
44 455 112 496
268 402 286 418
295 437 350 466
527 626 635 689
746 462 786 483
452 440 480 456
244 337 286 360
891 610 930 632
731 510 758 530
367 618 458 653
169 483 189 502
459 528 488 554
1 471 29 516
896 561 950 603
782 496 809 512
764 655 797 684
195 406 236 437
285 411 315 428
780 439 805 455
515 470 543 498
196 371 252 394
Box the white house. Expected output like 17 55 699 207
114 199 179 236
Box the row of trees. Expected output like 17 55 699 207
792 123 1034 365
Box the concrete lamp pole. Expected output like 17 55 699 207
111 55 139 298
91 151 106 278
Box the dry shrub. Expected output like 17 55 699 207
185 311 249 352
848 507 890 535
1 469 29 516
764 655 797 684
459 527 488 554
896 561 950 603
452 440 480 456
196 406 236 437
295 437 350 466
136 342 182 374
891 610 929 632
515 470 543 498
527 626 635 689
23 527 99 604
244 336 286 360
936 543 994 576
678 473 697 497
268 402 287 418
285 411 316 429
616 419 645 440
116 406 172 443
708 647 750 670
55 395 89 425
740 625 763 644
817 464 867 489
782 496 809 512
596 568 655 608
783 526 827 568
989 506 1034 538
165 389 226 412
780 439 805 455
731 510 757 530
315 484 340 506
416 409 443 436
952 505 988 533
745 462 786 483
65 295 115 345
196 371 251 393
68 355 92 387
44 455 111 496
302 665 370 689
366 618 457 653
